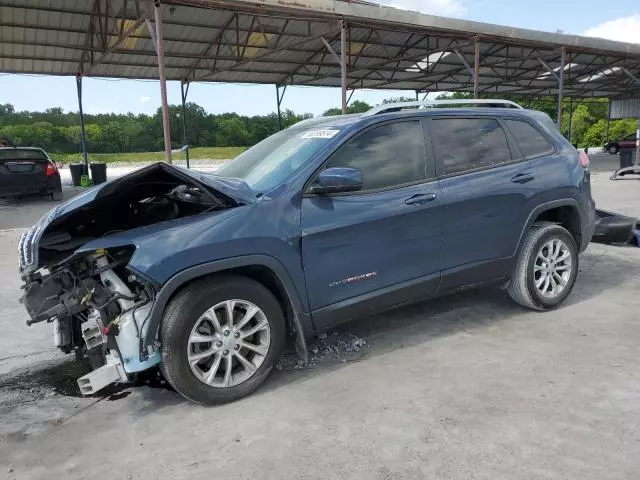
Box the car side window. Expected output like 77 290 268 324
311 120 427 192
431 118 512 175
503 119 553 158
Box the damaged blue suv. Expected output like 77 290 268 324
19 100 595 404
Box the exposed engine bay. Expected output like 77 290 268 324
19 164 241 394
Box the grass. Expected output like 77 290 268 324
49 146 247 164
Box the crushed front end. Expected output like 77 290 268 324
21 245 160 394
18 162 242 395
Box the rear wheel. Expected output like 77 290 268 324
159 276 286 405
508 223 578 310
610 145 619 154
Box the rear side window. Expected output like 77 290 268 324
431 118 511 175
503 119 553 157
320 120 427 191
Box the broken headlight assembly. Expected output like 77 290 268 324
21 247 160 394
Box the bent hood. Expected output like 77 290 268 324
45 162 253 224
20 162 253 276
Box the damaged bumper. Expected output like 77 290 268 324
17 162 247 395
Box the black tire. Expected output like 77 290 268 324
610 145 619 155
159 275 286 405
508 223 579 310
51 190 63 201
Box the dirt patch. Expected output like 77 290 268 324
276 332 368 370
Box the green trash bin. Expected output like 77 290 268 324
90 163 107 185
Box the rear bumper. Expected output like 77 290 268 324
0 175 61 197
581 199 596 252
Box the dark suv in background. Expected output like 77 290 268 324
604 134 638 154
19 100 595 405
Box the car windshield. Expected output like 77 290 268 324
216 127 339 194
0 149 47 161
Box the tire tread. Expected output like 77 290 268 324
508 222 575 310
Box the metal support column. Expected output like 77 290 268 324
567 97 573 142
636 117 640 168
473 36 480 99
605 99 611 143
556 47 566 128
180 81 190 169
340 20 347 114
346 89 355 106
75 74 89 175
154 2 172 164
276 84 287 131
415 90 419 101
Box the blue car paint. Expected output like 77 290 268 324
30 107 595 348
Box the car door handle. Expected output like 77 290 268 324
404 193 437 205
511 172 535 184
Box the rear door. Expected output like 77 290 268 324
0 149 49 192
429 116 541 291
301 119 443 329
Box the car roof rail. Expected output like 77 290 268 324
361 99 524 117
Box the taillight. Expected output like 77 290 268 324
45 161 58 176
579 151 589 169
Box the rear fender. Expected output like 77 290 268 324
517 199 585 253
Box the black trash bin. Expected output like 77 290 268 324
619 149 636 169
90 163 107 185
69 163 86 187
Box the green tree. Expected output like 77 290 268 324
323 100 372 116
562 104 593 146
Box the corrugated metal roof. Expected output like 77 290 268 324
0 0 639 97
611 98 640 119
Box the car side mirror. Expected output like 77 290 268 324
309 167 363 194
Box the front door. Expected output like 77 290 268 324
300 119 443 329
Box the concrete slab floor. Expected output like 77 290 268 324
1 155 639 479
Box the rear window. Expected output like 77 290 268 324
503 119 553 157
431 118 511 175
0 149 48 161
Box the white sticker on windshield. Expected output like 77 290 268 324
301 129 340 139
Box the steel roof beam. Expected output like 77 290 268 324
622 67 640 86
180 12 236 81
192 27 341 81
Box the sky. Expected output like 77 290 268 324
0 0 639 117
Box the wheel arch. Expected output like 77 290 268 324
141 255 311 359
517 199 584 255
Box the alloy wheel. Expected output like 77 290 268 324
187 299 271 388
533 239 573 299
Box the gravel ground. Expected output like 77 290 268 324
1 154 640 480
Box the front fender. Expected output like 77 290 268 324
140 255 312 351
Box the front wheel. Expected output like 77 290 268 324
160 276 286 405
508 223 579 310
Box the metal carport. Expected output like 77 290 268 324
1 0 640 165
